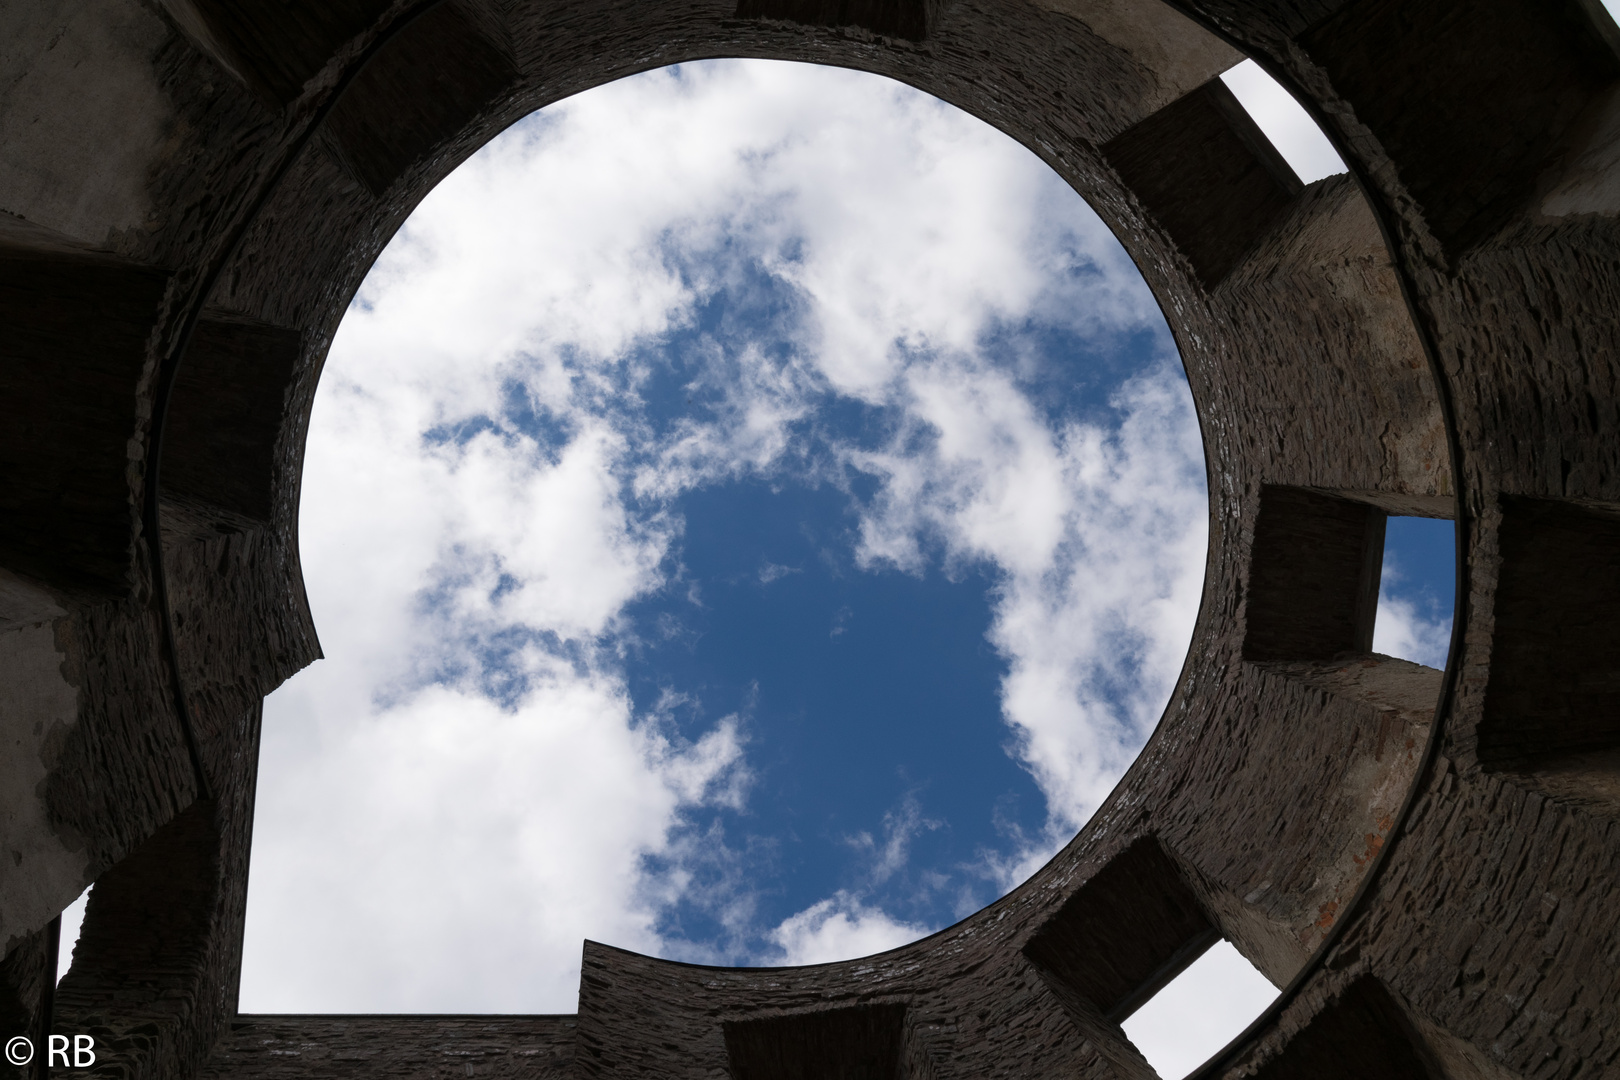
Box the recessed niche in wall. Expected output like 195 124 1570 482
1303 0 1620 256
1247 977 1436 1080
1103 76 1303 288
723 1003 916 1080
1024 837 1221 1026
1243 487 1386 663
1480 496 1620 810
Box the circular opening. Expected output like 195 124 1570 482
241 58 1208 1012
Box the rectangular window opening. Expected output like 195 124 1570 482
1024 837 1219 1024
1371 516 1456 671
1218 59 1348 185
1119 938 1280 1080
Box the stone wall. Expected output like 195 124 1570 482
2 0 1618 1077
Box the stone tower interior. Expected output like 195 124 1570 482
3 0 1620 1077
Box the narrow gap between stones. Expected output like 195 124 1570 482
55 887 89 985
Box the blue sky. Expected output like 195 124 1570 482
1375 516 1455 668
194 58 1456 1025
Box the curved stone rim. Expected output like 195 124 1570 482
7 1 1619 1078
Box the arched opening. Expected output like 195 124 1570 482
240 57 1213 1011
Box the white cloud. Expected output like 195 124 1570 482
770 892 935 967
1372 558 1451 670
427 422 668 638
245 671 747 1011
847 357 1206 880
841 795 942 886
243 57 1207 1011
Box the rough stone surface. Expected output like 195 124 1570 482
203 1017 577 1080
1 0 1619 1077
